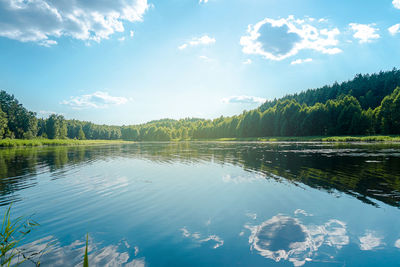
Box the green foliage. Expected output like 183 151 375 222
45 114 67 139
0 107 7 138
83 233 89 267
259 68 400 111
0 205 42 266
0 90 37 139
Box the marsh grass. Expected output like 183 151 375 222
83 234 89 267
0 205 46 266
0 138 134 147
193 135 400 142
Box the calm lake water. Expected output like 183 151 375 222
1 142 400 266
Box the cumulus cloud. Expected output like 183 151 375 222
199 55 214 62
0 0 149 45
199 0 209 3
178 35 215 50
61 91 129 109
395 239 400 248
388 24 400 36
240 16 341 61
394 0 400 9
290 58 312 65
222 95 266 104
349 23 380 43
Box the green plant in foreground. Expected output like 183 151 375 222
83 233 89 267
0 205 43 266
1 205 90 266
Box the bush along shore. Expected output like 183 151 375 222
0 138 134 147
196 135 400 142
1 135 400 148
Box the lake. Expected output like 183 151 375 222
1 142 400 266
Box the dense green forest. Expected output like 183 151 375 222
1 69 400 141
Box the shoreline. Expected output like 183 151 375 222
1 135 400 147
0 139 135 147
190 135 400 142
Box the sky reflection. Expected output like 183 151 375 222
245 213 349 266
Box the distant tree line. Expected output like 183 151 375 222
1 69 400 141
259 68 400 111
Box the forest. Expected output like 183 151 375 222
1 69 400 141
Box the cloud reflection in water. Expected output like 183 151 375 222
245 214 349 266
15 235 144 267
359 231 384 251
180 227 224 249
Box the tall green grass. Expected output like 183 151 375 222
83 234 89 267
1 205 91 266
0 138 134 147
0 205 41 266
193 135 400 142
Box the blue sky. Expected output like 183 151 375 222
1 0 400 125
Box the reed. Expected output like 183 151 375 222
0 138 134 147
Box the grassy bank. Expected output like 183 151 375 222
1 135 400 147
0 138 135 147
193 135 400 142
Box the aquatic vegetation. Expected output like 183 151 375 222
0 205 44 266
0 138 134 147
83 233 89 267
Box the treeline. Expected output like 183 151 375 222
260 68 400 111
0 69 400 141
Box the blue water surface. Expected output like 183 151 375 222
1 142 400 266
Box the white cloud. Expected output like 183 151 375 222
290 58 313 65
243 59 252 64
0 0 149 45
199 55 214 62
240 16 341 61
359 232 384 250
388 24 400 36
222 95 266 104
130 30 135 38
118 36 126 42
179 35 216 49
40 39 57 47
199 0 209 3
178 44 188 50
395 239 400 248
349 23 380 43
393 0 400 9
61 91 129 109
